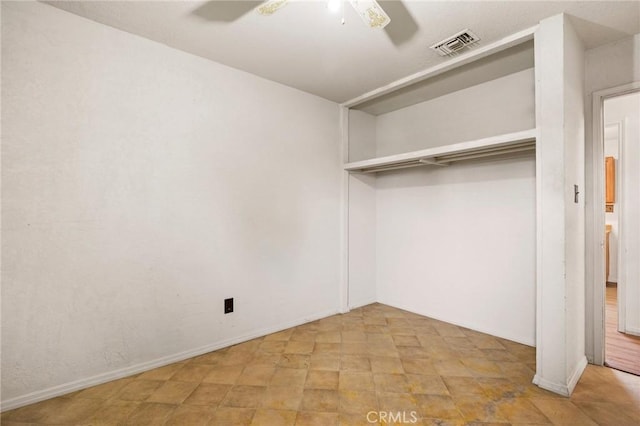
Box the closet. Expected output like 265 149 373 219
344 32 537 346
340 14 587 396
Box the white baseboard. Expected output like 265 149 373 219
567 356 588 395
532 374 570 396
622 326 640 337
533 355 587 397
377 300 535 347
0 308 338 412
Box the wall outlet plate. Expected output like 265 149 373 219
224 298 234 314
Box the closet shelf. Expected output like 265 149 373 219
344 128 537 173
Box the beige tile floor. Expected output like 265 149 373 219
2 303 639 425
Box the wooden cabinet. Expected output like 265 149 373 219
606 156 615 206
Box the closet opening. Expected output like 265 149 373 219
343 36 538 348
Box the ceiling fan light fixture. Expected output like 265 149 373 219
349 0 390 29
256 0 391 29
257 0 289 16
327 0 342 13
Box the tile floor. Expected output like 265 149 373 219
2 303 639 425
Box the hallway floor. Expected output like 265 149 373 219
605 284 640 376
2 303 640 425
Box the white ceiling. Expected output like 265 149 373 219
46 0 640 103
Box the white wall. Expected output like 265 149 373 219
584 33 640 362
348 174 377 308
604 92 640 335
375 68 535 157
348 109 377 162
561 16 586 389
533 14 586 396
375 157 536 345
1 1 340 409
585 34 640 97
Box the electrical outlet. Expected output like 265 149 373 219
224 298 234 314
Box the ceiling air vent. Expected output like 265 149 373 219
430 29 480 57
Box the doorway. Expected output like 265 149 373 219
601 91 640 375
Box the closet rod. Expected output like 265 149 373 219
435 141 535 161
355 142 535 173
435 143 535 162
360 161 425 174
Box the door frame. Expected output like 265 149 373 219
615 120 626 334
588 81 640 365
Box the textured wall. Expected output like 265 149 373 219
375 69 535 157
1 1 340 407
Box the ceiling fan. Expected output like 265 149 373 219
256 0 391 29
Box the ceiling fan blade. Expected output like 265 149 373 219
349 0 391 29
256 0 290 16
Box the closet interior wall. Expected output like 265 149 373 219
347 111 378 308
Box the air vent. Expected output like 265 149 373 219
430 29 480 57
